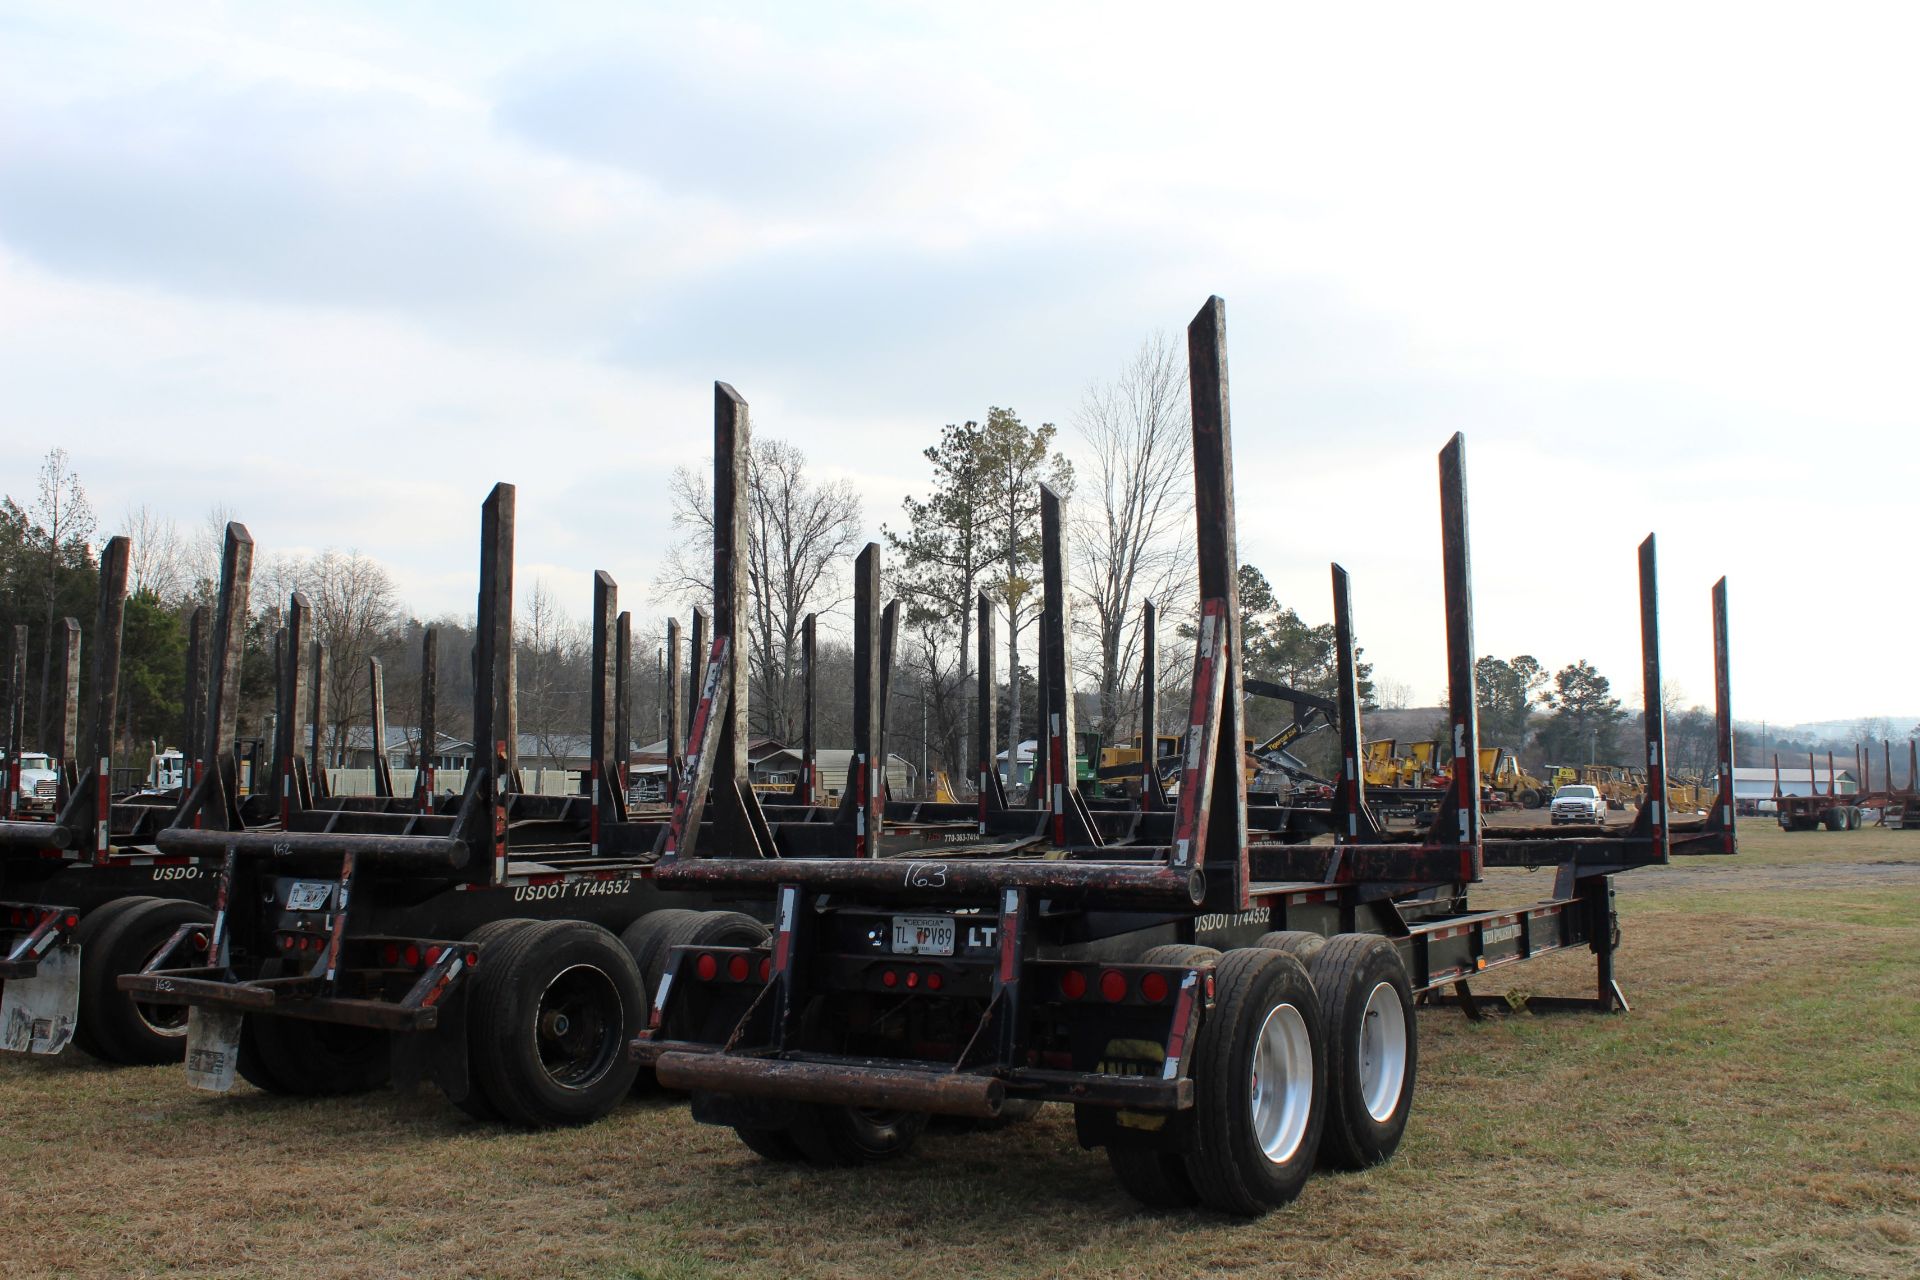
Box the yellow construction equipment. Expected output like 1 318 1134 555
1478 747 1551 809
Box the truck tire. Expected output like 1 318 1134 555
467 919 646 1128
1139 943 1220 966
784 995 928 1166
69 897 144 1059
1306 935 1417 1169
1517 787 1543 809
735 1125 806 1162
75 897 210 1065
1108 1144 1199 1209
1824 808 1847 832
1251 931 1325 961
619 908 704 1000
788 1104 929 1166
631 910 769 1006
237 960 391 1096
1182 948 1325 1215
452 919 539 1120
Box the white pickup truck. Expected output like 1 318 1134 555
1549 783 1608 826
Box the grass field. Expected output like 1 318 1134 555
3 822 1915 1279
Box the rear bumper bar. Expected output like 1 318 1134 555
641 1041 1192 1113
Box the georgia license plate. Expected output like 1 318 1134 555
286 881 334 912
891 915 955 956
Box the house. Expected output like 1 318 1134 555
752 748 913 797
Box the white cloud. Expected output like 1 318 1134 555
0 0 1915 725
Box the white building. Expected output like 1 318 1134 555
1727 766 1856 802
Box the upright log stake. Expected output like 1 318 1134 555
1186 296 1250 907
799 613 817 805
976 593 1007 824
368 656 394 799
416 626 438 812
1432 434 1482 881
472 483 515 882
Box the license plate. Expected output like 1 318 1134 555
891 915 954 956
286 881 333 912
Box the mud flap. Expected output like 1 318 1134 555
0 944 80 1055
426 986 471 1104
184 1008 243 1091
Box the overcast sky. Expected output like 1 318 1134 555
3 2 1916 727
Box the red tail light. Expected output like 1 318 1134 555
926 972 943 992
1140 972 1170 1003
905 971 919 989
382 943 400 966
726 954 750 982
1060 969 1088 1000
425 946 443 965
695 953 718 982
758 957 771 982
1099 970 1128 1002
880 968 898 988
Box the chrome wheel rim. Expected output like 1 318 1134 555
1249 1002 1313 1164
1358 981 1409 1122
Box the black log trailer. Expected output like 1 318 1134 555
122 442 774 1127
632 296 1738 1215
0 536 235 1064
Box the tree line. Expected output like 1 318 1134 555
18 347 1854 793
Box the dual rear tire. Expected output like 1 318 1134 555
1109 934 1417 1216
458 919 648 1127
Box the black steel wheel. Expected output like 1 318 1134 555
783 994 928 1166
1306 934 1417 1169
76 897 210 1065
787 1104 929 1166
467 920 645 1128
237 960 391 1096
1182 948 1325 1216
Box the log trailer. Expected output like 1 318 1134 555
1771 751 1861 831
122 469 770 1127
632 296 1737 1215
0 538 227 1064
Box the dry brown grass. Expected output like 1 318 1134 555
3 823 1915 1279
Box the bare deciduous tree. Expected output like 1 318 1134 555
1070 334 1194 746
659 437 862 742
31 449 94 743
119 505 190 603
517 578 585 771
272 549 400 763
